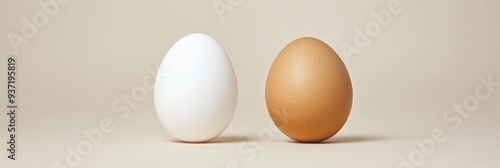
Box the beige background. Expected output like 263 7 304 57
1 0 499 167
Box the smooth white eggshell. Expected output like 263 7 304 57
154 33 238 142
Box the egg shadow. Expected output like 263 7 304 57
210 136 249 143
171 135 249 144
285 135 387 144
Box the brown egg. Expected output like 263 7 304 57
265 37 353 143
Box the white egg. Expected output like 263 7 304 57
154 33 238 142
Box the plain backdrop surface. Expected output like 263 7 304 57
0 0 499 167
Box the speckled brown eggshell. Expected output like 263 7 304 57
265 37 353 143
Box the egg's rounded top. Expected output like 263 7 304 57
265 37 352 142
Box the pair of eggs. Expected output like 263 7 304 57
154 33 352 143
